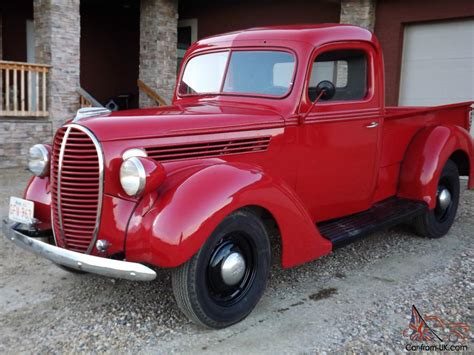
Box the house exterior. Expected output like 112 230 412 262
1 0 473 169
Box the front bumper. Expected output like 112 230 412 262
2 220 156 281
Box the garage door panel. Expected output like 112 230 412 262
402 20 474 60
400 19 474 107
400 59 473 104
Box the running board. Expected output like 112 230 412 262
317 198 427 247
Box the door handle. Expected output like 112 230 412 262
366 121 379 129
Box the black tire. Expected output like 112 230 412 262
414 159 460 238
54 263 87 274
172 209 271 329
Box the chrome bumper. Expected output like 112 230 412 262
2 220 156 281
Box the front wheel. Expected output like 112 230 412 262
172 209 271 328
413 159 460 238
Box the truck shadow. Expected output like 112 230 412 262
59 223 419 333
37 185 470 348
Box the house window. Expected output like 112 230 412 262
178 19 198 72
308 49 367 101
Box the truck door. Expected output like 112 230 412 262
297 42 382 222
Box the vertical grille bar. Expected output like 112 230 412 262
56 126 71 244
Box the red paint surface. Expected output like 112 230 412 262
23 25 474 269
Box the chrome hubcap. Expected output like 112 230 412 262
437 188 452 212
207 233 255 305
221 252 246 286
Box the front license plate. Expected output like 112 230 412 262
9 197 35 225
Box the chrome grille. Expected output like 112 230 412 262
51 124 104 253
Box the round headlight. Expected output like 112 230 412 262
28 144 50 177
120 157 146 196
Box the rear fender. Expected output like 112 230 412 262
398 125 473 208
125 163 332 268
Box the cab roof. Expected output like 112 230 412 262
195 24 376 48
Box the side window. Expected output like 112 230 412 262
308 49 368 102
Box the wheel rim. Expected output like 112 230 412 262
435 178 453 222
206 232 256 306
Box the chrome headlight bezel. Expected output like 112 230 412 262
122 148 147 160
28 144 50 177
120 157 146 196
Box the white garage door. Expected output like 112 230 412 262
399 19 474 107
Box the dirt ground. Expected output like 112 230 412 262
0 168 472 354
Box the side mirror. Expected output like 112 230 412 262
300 80 336 124
315 80 336 101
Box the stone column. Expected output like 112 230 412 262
34 0 80 131
340 0 377 32
139 0 178 107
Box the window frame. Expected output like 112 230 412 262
177 46 299 100
177 19 198 72
303 41 376 106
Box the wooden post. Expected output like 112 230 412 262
13 69 17 114
5 68 9 112
42 69 46 114
21 68 25 115
28 70 32 114
35 71 39 116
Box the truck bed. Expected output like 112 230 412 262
373 101 473 203
382 101 472 169
384 101 473 122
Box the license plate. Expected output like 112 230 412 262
9 197 35 225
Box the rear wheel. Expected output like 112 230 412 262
172 209 271 328
414 159 460 238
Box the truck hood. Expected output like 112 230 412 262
75 101 285 142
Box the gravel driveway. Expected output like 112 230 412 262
0 168 472 353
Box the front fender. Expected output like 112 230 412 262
398 125 473 208
125 163 332 268
23 176 52 230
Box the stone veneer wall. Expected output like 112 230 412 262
34 0 81 132
139 0 178 107
340 0 377 32
0 120 52 169
0 1 80 169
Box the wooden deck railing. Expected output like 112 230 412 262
0 60 51 117
137 79 168 106
77 87 103 108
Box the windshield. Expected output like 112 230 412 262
179 50 296 97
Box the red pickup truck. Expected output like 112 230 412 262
4 24 473 328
